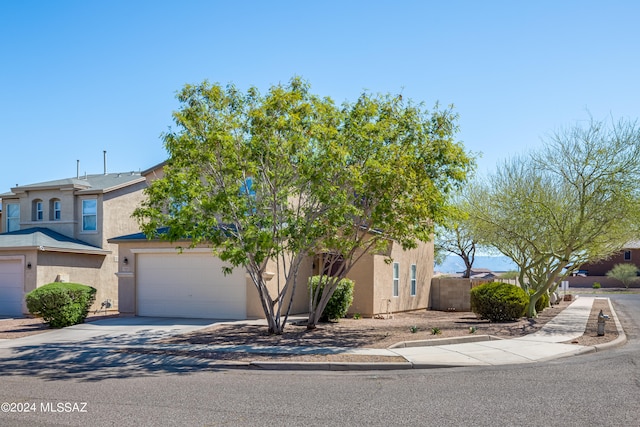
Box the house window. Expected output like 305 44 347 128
393 262 400 297
6 203 19 232
624 251 632 261
82 199 97 231
410 264 417 296
32 200 44 221
50 199 61 221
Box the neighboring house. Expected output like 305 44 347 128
110 162 434 319
0 172 147 316
567 241 640 287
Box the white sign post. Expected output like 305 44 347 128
561 280 569 296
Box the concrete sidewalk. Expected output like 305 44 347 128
247 296 627 370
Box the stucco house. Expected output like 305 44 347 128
0 171 147 315
110 162 434 319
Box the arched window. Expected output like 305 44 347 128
32 199 44 221
50 199 61 221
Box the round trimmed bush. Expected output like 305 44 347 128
470 282 528 322
25 282 96 328
309 275 354 321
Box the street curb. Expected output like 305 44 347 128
388 334 503 348
249 361 414 371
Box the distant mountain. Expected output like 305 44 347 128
435 255 517 274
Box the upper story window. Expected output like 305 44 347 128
82 199 97 231
50 199 61 221
392 262 400 297
6 203 20 232
32 200 44 221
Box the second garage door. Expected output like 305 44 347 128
0 257 24 316
137 252 246 319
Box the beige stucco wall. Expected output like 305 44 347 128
35 251 111 310
344 239 434 317
2 189 77 236
345 251 376 316
1 249 111 314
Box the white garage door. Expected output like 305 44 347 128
0 258 24 316
137 252 246 319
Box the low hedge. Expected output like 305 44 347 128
309 275 354 321
470 282 528 322
25 282 96 328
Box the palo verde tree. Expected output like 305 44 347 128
606 263 639 289
469 117 640 317
135 77 474 333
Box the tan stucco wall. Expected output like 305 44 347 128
1 249 112 314
35 251 112 310
318 239 437 318
345 251 375 316
2 189 77 236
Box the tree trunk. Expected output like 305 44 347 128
526 293 539 318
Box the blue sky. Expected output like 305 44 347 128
1 1 639 192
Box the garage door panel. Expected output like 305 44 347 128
0 259 24 316
137 253 246 319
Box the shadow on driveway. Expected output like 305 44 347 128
0 317 234 382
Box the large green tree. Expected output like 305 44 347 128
134 77 474 333
305 93 474 328
469 117 640 317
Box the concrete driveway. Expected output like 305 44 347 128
0 317 222 350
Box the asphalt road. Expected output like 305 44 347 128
0 293 638 427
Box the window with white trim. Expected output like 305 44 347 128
51 199 61 221
624 251 632 261
410 264 417 296
34 200 43 221
82 199 97 231
393 262 400 297
6 203 19 232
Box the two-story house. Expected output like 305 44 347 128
0 172 147 315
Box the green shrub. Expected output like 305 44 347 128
592 282 601 289
25 282 96 328
309 275 354 321
528 289 550 313
470 282 528 322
